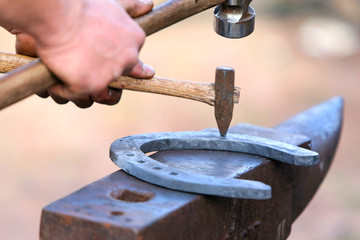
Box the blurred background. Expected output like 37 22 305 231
0 0 359 239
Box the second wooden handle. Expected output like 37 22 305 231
0 54 240 109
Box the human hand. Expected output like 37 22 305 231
11 0 155 108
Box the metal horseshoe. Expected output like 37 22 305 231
110 131 319 199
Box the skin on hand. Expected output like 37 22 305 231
8 0 155 108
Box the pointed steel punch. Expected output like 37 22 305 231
215 67 235 137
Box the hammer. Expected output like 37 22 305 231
0 0 255 136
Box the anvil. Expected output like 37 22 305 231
39 97 343 240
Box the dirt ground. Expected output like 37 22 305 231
0 1 359 239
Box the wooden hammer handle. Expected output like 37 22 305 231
0 0 227 109
0 51 35 73
137 0 225 35
0 53 240 109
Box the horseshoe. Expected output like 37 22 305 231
110 131 318 199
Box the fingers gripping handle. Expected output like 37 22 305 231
0 0 227 110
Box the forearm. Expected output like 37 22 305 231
0 0 82 45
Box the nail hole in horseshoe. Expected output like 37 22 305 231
110 211 124 216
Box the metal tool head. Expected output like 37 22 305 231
214 0 255 38
215 67 235 137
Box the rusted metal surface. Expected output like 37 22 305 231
40 97 343 240
215 67 235 136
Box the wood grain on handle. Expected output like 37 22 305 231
136 0 225 35
110 76 228 106
0 51 36 73
0 0 229 109
0 60 56 109
0 52 240 108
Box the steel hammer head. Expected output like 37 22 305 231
214 0 255 38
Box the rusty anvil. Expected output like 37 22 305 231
0 0 256 136
39 97 343 240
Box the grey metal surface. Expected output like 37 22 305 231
110 131 318 199
213 3 255 38
225 0 244 6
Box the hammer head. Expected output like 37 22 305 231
215 67 235 137
214 0 255 38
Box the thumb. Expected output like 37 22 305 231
128 60 155 79
117 0 154 18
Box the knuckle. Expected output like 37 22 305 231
89 80 109 93
122 48 139 67
129 23 145 45
79 75 109 93
127 1 136 16
92 90 122 105
71 95 94 108
73 100 94 109
136 28 146 45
